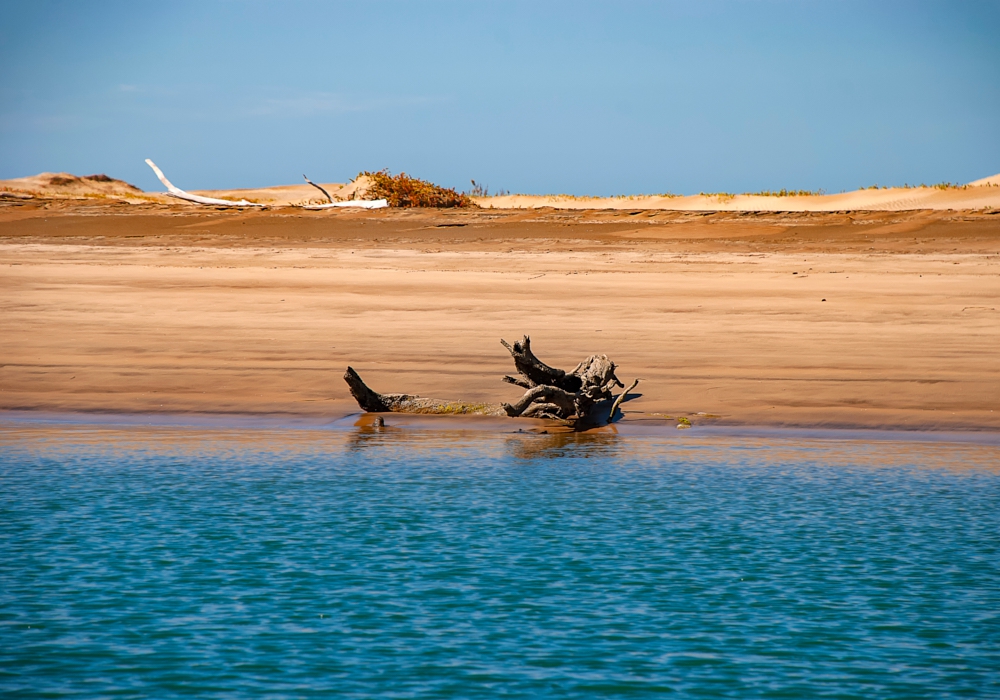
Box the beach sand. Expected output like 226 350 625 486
2 201 998 431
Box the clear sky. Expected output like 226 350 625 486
1 0 997 195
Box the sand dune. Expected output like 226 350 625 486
3 171 998 211
0 172 159 202
0 172 357 207
478 182 1000 212
969 173 1000 187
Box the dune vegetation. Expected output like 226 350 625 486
361 170 475 208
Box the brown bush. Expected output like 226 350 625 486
361 170 475 208
84 174 113 182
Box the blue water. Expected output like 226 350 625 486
2 421 999 698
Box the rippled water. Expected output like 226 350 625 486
2 419 999 698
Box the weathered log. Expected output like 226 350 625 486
343 367 504 416
145 159 264 207
344 366 405 412
343 336 639 428
500 336 582 392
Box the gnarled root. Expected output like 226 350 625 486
500 336 582 392
499 335 634 425
520 403 566 420
608 378 640 424
502 384 578 417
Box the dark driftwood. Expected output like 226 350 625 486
608 378 640 424
500 336 582 393
499 335 628 424
343 366 504 416
343 336 638 427
344 366 401 412
303 174 333 203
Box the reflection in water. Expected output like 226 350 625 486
3 418 998 474
346 414 627 461
504 427 624 460
340 416 1000 472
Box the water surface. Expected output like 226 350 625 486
1 420 998 698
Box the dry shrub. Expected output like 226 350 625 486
745 188 825 197
361 170 475 208
46 173 141 191
86 174 141 190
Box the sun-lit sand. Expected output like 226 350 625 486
2 196 998 431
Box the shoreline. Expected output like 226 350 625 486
3 409 1000 446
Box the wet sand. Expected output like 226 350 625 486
2 201 999 431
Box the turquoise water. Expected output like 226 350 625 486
1 420 999 698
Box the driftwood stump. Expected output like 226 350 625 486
344 335 638 427
499 336 637 423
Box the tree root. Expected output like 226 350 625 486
344 336 640 428
608 378 640 424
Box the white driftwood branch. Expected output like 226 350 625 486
145 159 264 207
303 199 388 210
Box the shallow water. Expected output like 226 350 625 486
2 420 999 698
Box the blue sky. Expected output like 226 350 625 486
1 0 997 195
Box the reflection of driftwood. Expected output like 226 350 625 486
344 335 639 428
303 174 333 203
506 429 623 460
145 159 263 207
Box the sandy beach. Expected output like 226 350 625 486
2 199 998 431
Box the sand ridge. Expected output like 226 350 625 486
478 180 1000 212
3 171 999 211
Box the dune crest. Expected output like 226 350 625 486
476 178 1000 212
968 173 1000 187
0 172 156 202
